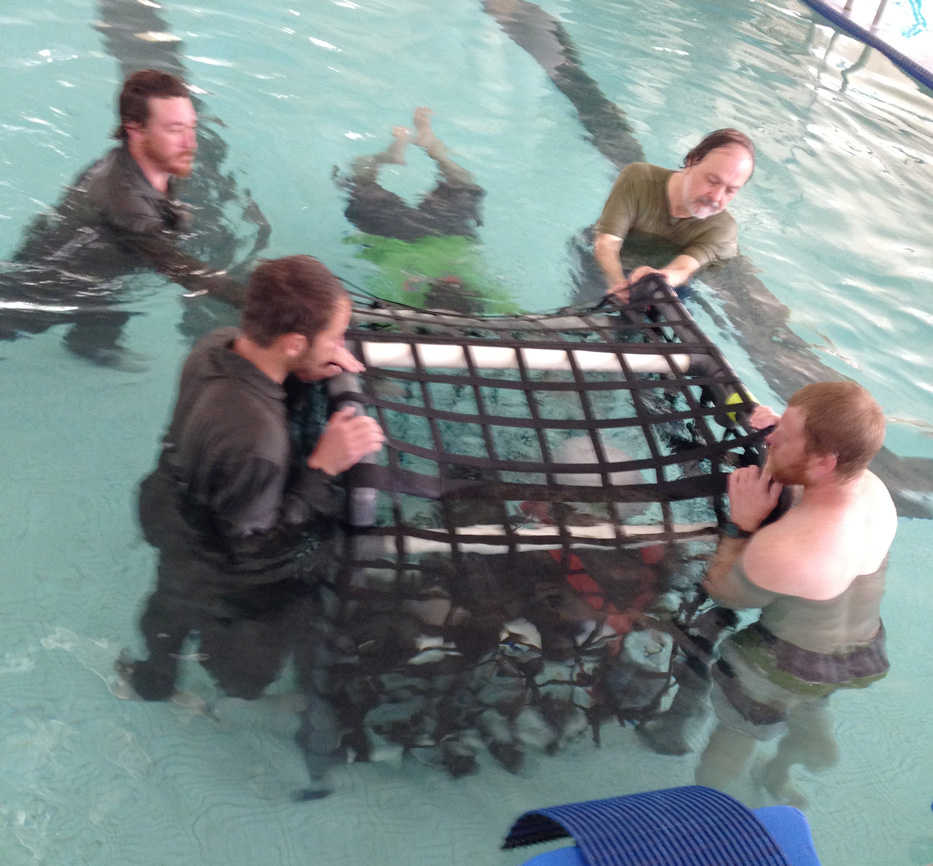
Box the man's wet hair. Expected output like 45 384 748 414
788 381 886 479
682 128 755 175
114 69 190 141
241 255 347 347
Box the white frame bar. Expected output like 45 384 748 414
354 521 718 557
359 341 693 375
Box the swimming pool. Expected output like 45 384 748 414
1 1 931 864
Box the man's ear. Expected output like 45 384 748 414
280 333 308 358
124 122 144 143
808 451 838 481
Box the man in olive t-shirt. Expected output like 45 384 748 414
593 129 755 301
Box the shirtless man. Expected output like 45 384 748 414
593 129 755 301
697 381 896 803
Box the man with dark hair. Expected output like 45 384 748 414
89 69 197 235
122 255 384 701
2 68 264 366
593 129 755 301
694 380 896 804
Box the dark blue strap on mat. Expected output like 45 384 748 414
503 785 791 865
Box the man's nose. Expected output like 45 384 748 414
184 128 197 150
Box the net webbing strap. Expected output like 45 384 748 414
347 461 732 503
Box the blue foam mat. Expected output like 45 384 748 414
507 786 821 866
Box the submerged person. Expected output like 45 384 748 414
593 129 755 301
337 106 517 315
120 255 385 701
1 69 265 367
693 381 896 804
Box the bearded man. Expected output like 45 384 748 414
696 381 897 803
2 70 256 365
593 129 755 301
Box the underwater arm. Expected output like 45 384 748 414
703 538 758 609
118 231 248 308
594 232 628 297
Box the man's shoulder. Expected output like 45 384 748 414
179 328 241 390
181 344 288 460
186 327 240 364
742 502 848 596
855 470 897 557
862 470 895 511
598 163 671 235
744 480 895 598
85 146 134 194
616 162 670 184
86 145 167 232
184 329 284 413
742 514 806 586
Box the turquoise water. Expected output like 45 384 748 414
1 1 932 864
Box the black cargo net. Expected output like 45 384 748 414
337 276 760 547
299 277 763 785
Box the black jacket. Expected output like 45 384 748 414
140 328 342 586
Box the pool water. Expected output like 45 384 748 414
1 1 931 865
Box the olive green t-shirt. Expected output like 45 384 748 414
596 162 738 267
728 560 886 654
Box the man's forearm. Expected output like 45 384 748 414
658 254 700 288
120 232 247 308
703 535 748 601
593 233 625 287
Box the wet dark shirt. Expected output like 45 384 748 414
86 144 190 235
344 179 484 242
7 146 245 308
141 328 342 581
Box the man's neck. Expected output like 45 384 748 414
126 141 171 195
232 335 288 384
798 471 864 510
666 171 691 219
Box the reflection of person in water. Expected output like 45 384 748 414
120 255 384 702
1 69 262 368
693 382 896 805
337 107 516 315
594 129 755 302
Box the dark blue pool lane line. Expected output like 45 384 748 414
799 0 933 90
